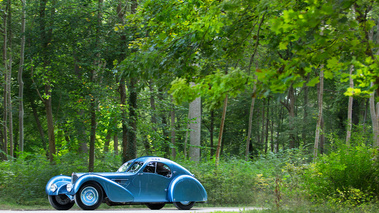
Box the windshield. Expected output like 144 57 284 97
117 161 143 173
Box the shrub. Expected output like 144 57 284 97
300 143 378 206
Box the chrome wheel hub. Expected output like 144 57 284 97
80 186 99 206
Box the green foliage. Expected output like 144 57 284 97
170 68 253 108
291 142 379 207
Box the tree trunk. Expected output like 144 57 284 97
216 95 228 165
170 96 176 158
45 84 56 162
88 0 103 172
370 82 379 147
88 99 97 172
2 74 8 160
320 117 325 155
123 0 138 161
265 97 270 153
314 67 324 158
277 107 284 152
302 74 310 145
280 85 296 149
346 65 354 145
120 79 128 163
39 0 56 163
245 79 257 161
18 0 26 153
372 18 379 148
117 0 135 163
261 99 265 150
288 86 295 149
104 129 111 153
113 134 118 154
117 0 127 162
210 110 214 157
184 111 190 159
127 79 137 160
189 84 201 162
145 82 157 154
7 0 13 157
2 0 9 159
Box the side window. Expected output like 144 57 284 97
156 162 172 178
143 162 156 173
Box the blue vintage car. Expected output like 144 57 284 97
45 156 207 210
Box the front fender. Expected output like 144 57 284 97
168 175 207 202
70 174 134 202
46 175 71 196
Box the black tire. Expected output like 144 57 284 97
173 201 195 210
48 195 75 210
146 203 165 210
75 182 103 210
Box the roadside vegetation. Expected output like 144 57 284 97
1 133 378 211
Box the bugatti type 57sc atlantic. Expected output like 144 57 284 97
46 156 207 210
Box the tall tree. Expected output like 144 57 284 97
39 0 56 162
125 0 139 161
245 82 257 161
346 65 354 145
189 87 201 162
170 96 176 158
280 85 296 149
2 0 11 159
7 0 13 157
314 68 324 158
18 0 26 153
216 95 228 165
89 0 103 172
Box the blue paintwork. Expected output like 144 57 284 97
45 175 72 196
68 173 134 202
168 175 207 202
46 156 207 210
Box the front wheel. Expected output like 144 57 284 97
48 195 75 210
173 201 195 210
146 203 165 210
75 182 103 210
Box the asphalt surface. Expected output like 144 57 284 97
0 207 263 213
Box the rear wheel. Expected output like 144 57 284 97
173 201 195 210
146 203 165 210
48 195 74 210
75 182 103 210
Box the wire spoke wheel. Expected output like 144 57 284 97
48 195 74 210
75 182 103 210
174 201 195 210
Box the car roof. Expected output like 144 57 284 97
130 156 192 175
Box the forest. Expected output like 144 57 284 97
1 0 379 211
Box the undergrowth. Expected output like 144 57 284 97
0 138 378 211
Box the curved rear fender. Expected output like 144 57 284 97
46 175 71 195
71 174 134 202
168 175 207 202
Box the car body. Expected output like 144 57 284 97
45 156 207 210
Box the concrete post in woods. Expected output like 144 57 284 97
189 83 201 162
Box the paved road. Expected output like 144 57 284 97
0 207 263 213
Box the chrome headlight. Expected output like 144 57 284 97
50 184 57 192
66 183 73 192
